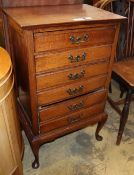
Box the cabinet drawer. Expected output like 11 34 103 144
34 27 115 52
39 89 107 123
37 75 107 106
35 45 112 73
40 102 105 133
36 61 109 91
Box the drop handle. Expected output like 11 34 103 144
70 34 89 44
68 70 85 80
68 52 87 63
68 101 85 111
67 85 84 96
68 114 83 124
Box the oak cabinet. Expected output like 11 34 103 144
3 4 125 168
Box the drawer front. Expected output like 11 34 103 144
37 75 107 106
35 45 112 73
34 27 115 52
39 89 107 123
36 61 109 91
40 102 105 133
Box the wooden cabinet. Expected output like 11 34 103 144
2 4 125 168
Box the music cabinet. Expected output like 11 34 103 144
2 2 125 168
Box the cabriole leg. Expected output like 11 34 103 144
95 115 108 141
31 143 40 169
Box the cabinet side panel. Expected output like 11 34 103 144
10 26 32 123
105 23 121 89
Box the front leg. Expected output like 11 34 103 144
31 142 40 169
95 115 108 141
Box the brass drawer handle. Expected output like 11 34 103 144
68 101 85 111
70 34 89 44
68 52 86 63
67 85 84 96
68 70 85 80
68 114 83 124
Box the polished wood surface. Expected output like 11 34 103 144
39 89 107 122
36 61 109 90
34 26 115 52
2 4 124 168
0 47 23 175
37 75 107 105
113 59 134 87
35 45 111 73
4 4 125 29
40 102 105 133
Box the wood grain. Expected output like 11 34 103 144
2 3 125 168
0 47 23 175
39 89 107 122
37 75 107 106
3 5 126 29
113 59 134 87
35 45 112 73
40 102 105 133
36 61 109 90
34 26 115 52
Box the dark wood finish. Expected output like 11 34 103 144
108 0 134 145
0 11 4 46
116 88 132 145
93 0 99 3
95 114 108 141
0 1 4 46
2 4 124 168
107 95 122 116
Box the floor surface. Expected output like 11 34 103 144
23 82 134 175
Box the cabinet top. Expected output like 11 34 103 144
3 4 126 29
